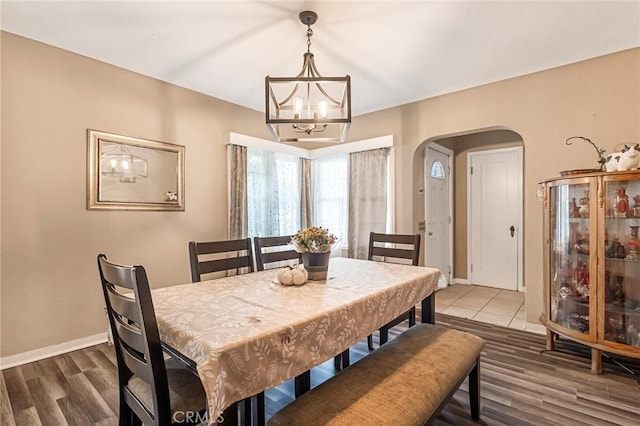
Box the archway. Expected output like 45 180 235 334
414 127 525 287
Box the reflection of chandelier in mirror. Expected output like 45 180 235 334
265 10 351 143
100 142 148 183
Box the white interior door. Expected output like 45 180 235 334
468 147 522 291
425 144 452 284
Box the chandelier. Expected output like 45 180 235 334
100 142 148 183
265 11 351 143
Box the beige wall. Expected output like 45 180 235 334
0 33 275 357
353 48 640 329
2 31 639 357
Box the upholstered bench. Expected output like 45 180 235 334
268 323 485 425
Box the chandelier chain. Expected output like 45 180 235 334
306 27 313 52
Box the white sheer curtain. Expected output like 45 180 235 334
314 155 349 255
348 148 390 259
247 147 301 237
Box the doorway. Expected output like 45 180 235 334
424 143 453 284
467 147 523 291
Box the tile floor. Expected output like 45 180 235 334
436 284 526 329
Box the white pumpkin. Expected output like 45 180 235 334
277 265 308 286
292 265 308 285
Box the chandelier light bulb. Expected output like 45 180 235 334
318 100 328 118
293 97 303 116
110 158 118 168
121 160 130 170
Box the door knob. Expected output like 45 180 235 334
428 232 433 236
510 225 515 237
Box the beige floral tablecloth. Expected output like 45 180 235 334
151 257 440 423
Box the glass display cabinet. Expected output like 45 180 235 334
541 171 640 374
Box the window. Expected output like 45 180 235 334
313 155 349 250
430 160 445 179
233 133 393 247
247 148 300 237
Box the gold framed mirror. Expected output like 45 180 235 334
87 130 185 211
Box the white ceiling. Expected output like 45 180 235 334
2 1 639 116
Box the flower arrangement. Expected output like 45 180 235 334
291 226 337 253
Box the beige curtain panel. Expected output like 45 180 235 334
228 144 248 240
300 157 314 230
348 148 390 259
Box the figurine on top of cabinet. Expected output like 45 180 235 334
605 144 640 172
615 186 629 218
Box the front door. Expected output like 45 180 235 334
425 144 452 284
468 147 522 290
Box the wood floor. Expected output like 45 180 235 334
2 313 640 425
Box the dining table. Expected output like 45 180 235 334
151 257 441 425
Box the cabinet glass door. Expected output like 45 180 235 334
549 182 592 335
604 179 640 348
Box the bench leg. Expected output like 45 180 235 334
220 401 238 424
255 392 265 426
367 334 374 351
469 357 481 420
334 349 351 371
341 349 350 368
380 327 389 346
421 293 435 324
294 370 311 398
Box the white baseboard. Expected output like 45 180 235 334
452 278 470 285
0 332 108 370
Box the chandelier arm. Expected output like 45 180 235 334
268 85 278 109
297 53 313 78
307 55 342 105
307 54 323 78
314 82 342 106
277 83 301 107
293 124 327 135
275 53 313 107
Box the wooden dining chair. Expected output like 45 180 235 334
188 238 254 282
187 239 266 424
254 235 319 400
367 232 421 349
335 232 421 370
97 254 207 426
254 235 301 271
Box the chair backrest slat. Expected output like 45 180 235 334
97 254 170 424
254 236 301 271
260 249 301 265
368 232 421 266
198 257 253 275
106 286 141 325
119 341 155 384
189 238 254 282
111 315 145 358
